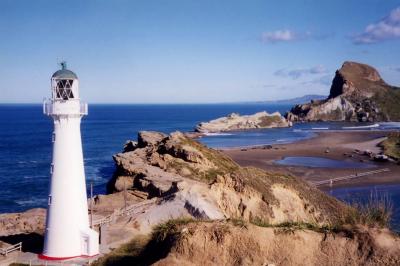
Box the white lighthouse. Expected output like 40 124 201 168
40 62 99 260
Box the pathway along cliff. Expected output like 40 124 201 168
286 61 400 122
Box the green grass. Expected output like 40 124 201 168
92 206 393 266
249 218 337 234
372 88 400 121
152 217 199 241
91 236 150 266
165 135 239 183
345 191 393 228
379 132 400 161
92 218 209 266
258 115 282 127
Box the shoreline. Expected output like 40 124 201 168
222 130 400 190
216 129 395 151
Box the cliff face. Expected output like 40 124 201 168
108 131 348 227
153 222 400 266
286 61 400 122
97 129 400 265
195 111 290 133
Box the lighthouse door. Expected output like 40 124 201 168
82 236 89 255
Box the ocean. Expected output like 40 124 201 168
0 104 399 231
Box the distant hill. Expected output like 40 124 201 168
286 61 400 122
262 94 327 105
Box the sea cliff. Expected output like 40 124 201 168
286 61 400 122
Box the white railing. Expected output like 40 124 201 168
92 199 156 227
0 242 22 256
80 101 88 115
43 99 88 116
311 168 390 187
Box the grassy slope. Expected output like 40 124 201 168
372 88 400 121
166 134 349 224
380 132 400 160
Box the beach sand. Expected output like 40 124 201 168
223 131 400 190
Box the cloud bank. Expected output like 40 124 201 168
274 65 327 79
353 7 400 44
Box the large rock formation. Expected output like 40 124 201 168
286 61 400 122
96 131 400 264
108 131 352 229
195 111 290 133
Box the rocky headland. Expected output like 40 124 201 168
286 61 400 122
2 131 400 265
97 131 400 265
195 111 290 133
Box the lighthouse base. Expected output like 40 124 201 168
38 253 99 261
41 228 99 260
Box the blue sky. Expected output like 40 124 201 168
1 0 400 103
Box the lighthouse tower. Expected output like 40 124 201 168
41 62 99 260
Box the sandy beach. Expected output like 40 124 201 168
223 131 400 190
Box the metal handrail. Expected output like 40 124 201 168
92 199 156 227
43 99 88 116
312 168 390 186
0 242 22 256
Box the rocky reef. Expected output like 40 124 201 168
286 61 400 122
195 111 290 133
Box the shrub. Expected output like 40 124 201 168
345 191 393 228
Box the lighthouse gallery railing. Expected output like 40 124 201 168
43 99 88 116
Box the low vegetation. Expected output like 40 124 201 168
166 135 239 182
92 218 201 266
372 88 400 121
344 191 393 228
93 194 394 266
379 132 400 161
258 115 282 127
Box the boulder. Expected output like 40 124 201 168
137 131 167 148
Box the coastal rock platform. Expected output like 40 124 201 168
195 111 290 133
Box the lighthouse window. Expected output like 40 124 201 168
55 79 75 100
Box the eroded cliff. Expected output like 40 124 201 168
286 61 400 122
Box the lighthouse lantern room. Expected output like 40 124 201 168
41 62 99 260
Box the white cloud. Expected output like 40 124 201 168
274 65 327 79
260 30 331 44
353 7 400 44
261 30 298 43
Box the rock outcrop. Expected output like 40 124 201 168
195 111 290 133
108 130 349 229
286 61 400 122
0 208 45 236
